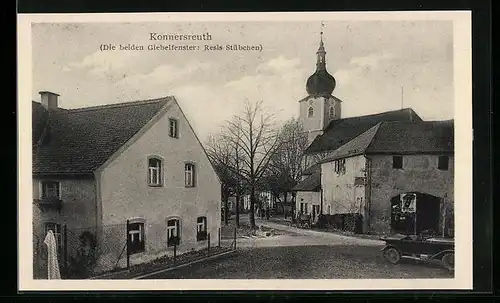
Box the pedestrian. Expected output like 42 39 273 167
266 208 270 220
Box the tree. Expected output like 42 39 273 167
267 118 308 218
224 100 281 229
232 126 244 228
206 129 247 228
205 133 236 226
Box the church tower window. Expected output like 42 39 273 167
308 107 314 118
329 106 334 117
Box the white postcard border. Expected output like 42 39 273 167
18 11 472 291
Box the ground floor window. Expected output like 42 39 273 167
196 216 207 241
167 218 180 247
44 222 62 255
127 221 145 254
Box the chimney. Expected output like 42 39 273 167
39 91 59 110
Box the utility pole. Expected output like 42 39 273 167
235 127 241 228
401 86 404 109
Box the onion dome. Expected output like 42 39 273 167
306 36 336 96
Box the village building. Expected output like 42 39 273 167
319 120 454 235
32 91 221 276
292 163 322 222
292 33 454 236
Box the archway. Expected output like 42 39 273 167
390 192 441 235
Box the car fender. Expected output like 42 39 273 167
380 244 399 252
430 249 454 260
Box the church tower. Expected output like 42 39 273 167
299 29 342 148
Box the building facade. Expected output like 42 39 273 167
292 32 429 231
32 91 221 276
319 121 454 235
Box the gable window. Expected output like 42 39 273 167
392 155 403 169
127 220 145 254
329 106 334 117
169 118 179 138
334 159 346 175
438 156 449 170
196 216 207 241
308 107 314 118
167 218 180 247
41 181 60 200
185 163 196 187
44 222 62 255
148 157 162 186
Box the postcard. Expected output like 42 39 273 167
18 11 472 291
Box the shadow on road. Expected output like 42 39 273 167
141 245 453 280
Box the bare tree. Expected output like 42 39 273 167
205 133 236 226
233 129 243 228
268 118 308 218
224 100 281 229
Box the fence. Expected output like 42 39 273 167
315 213 363 233
220 224 238 249
33 222 237 279
33 222 127 279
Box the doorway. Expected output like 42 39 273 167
391 192 441 235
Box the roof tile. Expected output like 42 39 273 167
32 97 172 174
306 108 422 154
292 170 321 192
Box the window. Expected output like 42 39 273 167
167 218 180 247
327 205 331 214
329 106 334 117
169 118 179 138
438 156 449 170
127 221 145 254
393 155 403 169
308 107 314 118
41 181 60 199
148 157 162 186
300 203 304 214
334 159 346 175
185 163 196 187
196 216 207 241
44 222 62 254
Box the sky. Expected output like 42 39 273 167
31 20 454 141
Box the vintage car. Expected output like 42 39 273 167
380 234 454 271
297 213 312 228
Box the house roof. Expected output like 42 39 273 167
32 97 172 174
305 108 422 154
302 163 321 175
319 120 454 163
291 170 321 192
32 101 49 145
366 120 454 154
318 123 382 162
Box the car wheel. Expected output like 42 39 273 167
383 247 401 264
441 252 454 271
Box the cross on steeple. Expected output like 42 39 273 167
316 21 326 70
320 21 324 40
